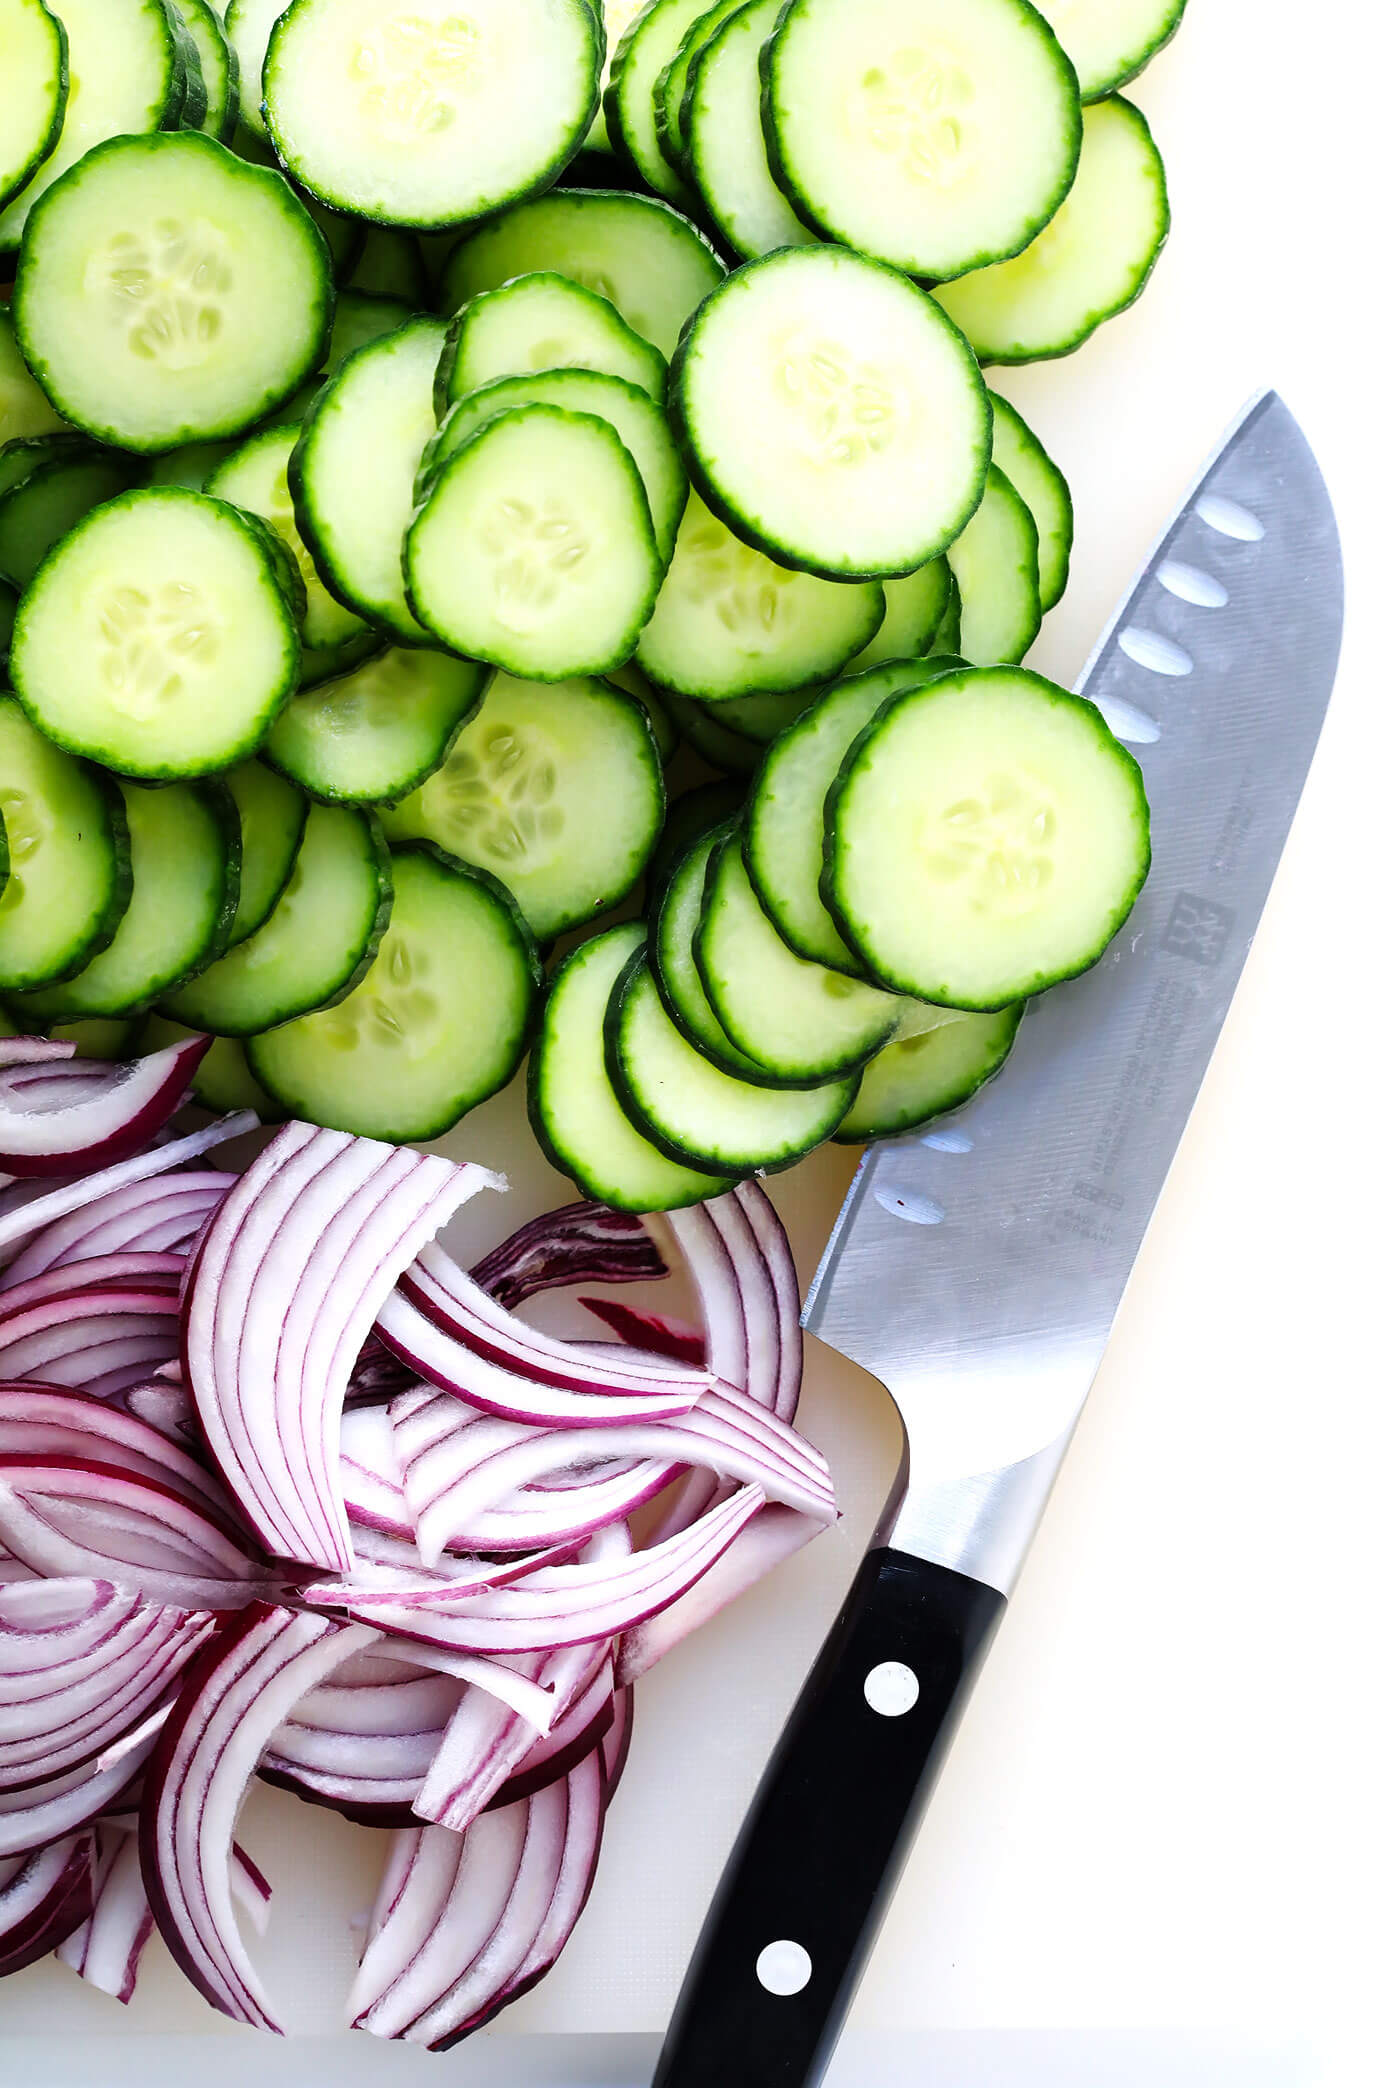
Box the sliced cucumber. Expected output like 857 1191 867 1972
167 8 210 133
224 759 307 945
249 844 539 1140
648 777 746 896
163 800 391 1035
440 189 724 359
672 245 991 581
265 0 600 229
14 131 332 451
529 922 734 1212
687 0 819 260
1 308 66 444
381 670 663 939
609 659 679 765
12 778 238 1020
0 444 142 591
0 0 68 216
745 657 952 973
604 0 707 205
143 1012 284 1118
652 826 766 1078
0 696 130 992
946 464 1041 666
348 227 428 306
764 0 1082 281
935 97 1170 364
266 646 486 806
435 271 667 412
299 628 387 693
585 0 651 152
421 368 685 564
608 951 856 1172
636 489 884 700
175 0 240 141
826 665 1151 1008
1033 0 1186 101
290 315 444 644
0 582 15 666
11 488 301 779
0 0 183 250
834 1003 1023 1142
405 404 661 680
223 0 286 142
989 392 1072 613
145 437 235 491
698 687 817 745
697 831 899 1082
846 559 954 673
48 1015 137 1061
934 572 962 653
206 422 368 652
327 289 416 374
667 691 761 774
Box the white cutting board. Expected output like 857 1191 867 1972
4 0 1388 2072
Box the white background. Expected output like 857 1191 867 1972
4 1 1391 2082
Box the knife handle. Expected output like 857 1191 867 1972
651 1547 1004 2088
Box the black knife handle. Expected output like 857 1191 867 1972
652 1547 1005 2088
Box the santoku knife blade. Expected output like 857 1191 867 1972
652 392 1343 2088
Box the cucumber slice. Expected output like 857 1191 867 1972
421 368 685 564
658 0 747 175
381 669 663 939
348 227 428 305
13 131 332 451
0 0 183 251
989 392 1072 613
636 490 884 701
846 559 953 672
698 687 816 745
0 445 142 591
648 776 746 896
12 778 238 1020
0 582 15 667
406 404 662 680
143 1012 285 1118
1033 0 1187 101
249 844 539 1140
585 0 651 153
933 573 962 653
826 665 1152 1007
11 488 301 779
667 691 761 774
935 97 1169 364
0 0 68 216
290 315 444 645
764 0 1082 281
0 431 85 502
1 308 66 444
265 0 600 229
175 0 240 141
48 1016 137 1060
946 464 1041 665
686 0 817 261
609 659 678 765
435 272 667 412
224 759 307 945
696 830 899 1082
265 646 486 805
530 923 734 1211
746 658 953 973
653 826 766 1078
327 289 416 374
834 1003 1023 1142
206 423 369 652
223 0 287 142
604 0 708 205
0 696 130 992
672 245 991 581
146 438 235 491
299 628 387 693
440 189 724 359
608 951 856 1172
163 800 391 1034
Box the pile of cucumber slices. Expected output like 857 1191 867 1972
0 0 1177 1208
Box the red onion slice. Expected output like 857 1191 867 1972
54 1823 150 2001
486 1658 614 1812
601 1686 633 1800
617 1502 822 1687
0 1118 256 1266
0 1828 94 1974
0 1383 233 1513
0 1731 161 1857
0 1288 182 1394
2 1174 234 1288
411 1633 606 1834
578 1297 706 1365
0 1040 77 1070
469 1202 665 1309
0 1037 211 1177
468 1749 605 2039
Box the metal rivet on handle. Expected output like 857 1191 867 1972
757 1941 813 1997
864 1661 920 1717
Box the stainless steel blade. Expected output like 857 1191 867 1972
803 392 1343 1594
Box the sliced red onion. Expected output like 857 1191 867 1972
617 1503 822 1688
0 1828 94 1974
2 1174 234 1289
579 1296 706 1365
230 1843 273 1936
0 1040 76 1071
339 1404 414 1542
0 1382 232 1512
142 1605 380 2027
54 1822 150 2000
346 1332 416 1408
0 1457 276 1607
0 1729 161 1857
122 1376 198 1443
183 1124 500 1572
376 1642 561 1731
0 1118 255 1265
601 1687 633 1800
730 1181 803 1423
486 1658 614 1813
0 1254 183 1312
0 1287 182 1396
470 1202 665 1310
411 1633 606 1834
0 1037 211 1178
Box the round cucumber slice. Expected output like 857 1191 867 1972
176 0 240 141
846 560 953 673
529 923 734 1213
405 405 662 681
1 309 66 444
672 246 991 581
326 289 416 373
0 0 68 217
764 0 1082 281
834 1003 1023 1142
11 488 301 780
988 392 1073 613
224 760 308 947
826 666 1152 1008
223 0 284 142
1032 0 1187 101
934 97 1170 365
608 660 678 765
653 827 768 1080
13 131 332 451
435 271 667 411
604 0 706 206
648 779 747 896
206 423 370 653
265 646 487 806
585 0 650 152
0 696 130 993
347 227 428 304
666 693 761 775
687 0 819 261
0 445 142 591
381 670 663 940
946 464 1042 666
250 844 540 1141
265 0 600 229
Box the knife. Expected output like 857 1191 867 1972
651 392 1343 2088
